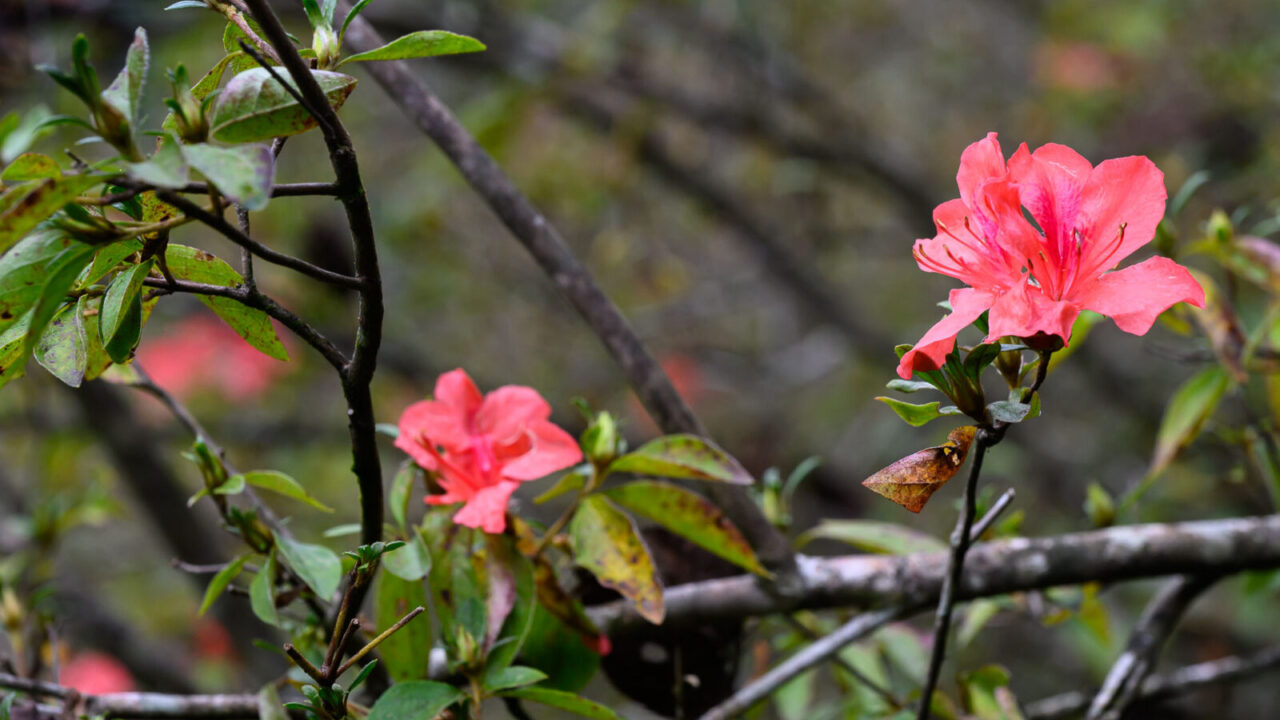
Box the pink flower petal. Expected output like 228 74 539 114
985 283 1080 343
475 385 552 441
502 422 584 481
452 480 521 533
1077 256 1205 336
897 287 995 379
434 368 484 421
1008 143 1091 259
956 132 1007 210
1079 156 1167 271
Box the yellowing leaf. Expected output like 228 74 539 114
861 426 977 513
568 495 663 624
1150 366 1231 477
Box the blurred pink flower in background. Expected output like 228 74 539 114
60 652 136 695
137 315 291 400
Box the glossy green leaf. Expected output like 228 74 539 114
0 231 81 333
22 244 95 361
366 681 463 720
100 259 152 345
374 571 433 681
2 153 61 182
1150 366 1231 476
273 533 342 600
796 519 948 555
77 294 113 381
339 30 485 66
210 68 357 143
180 142 274 211
605 480 768 576
875 396 957 427
500 687 621 720
198 553 251 616
482 665 546 693
239 470 333 512
568 495 663 624
164 244 289 361
0 175 100 254
85 238 143 286
249 551 279 627
886 378 938 394
33 302 87 387
102 291 142 363
388 461 417 528
339 0 376 44
608 434 751 484
101 28 149 124
986 399 1032 424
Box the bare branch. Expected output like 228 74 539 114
589 514 1280 636
1086 574 1220 720
1027 645 1280 719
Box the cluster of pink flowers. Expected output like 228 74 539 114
396 369 582 533
898 133 1204 379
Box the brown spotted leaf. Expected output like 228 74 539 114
608 434 752 485
568 495 664 624
862 426 977 513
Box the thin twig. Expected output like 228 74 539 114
153 190 362 290
916 430 992 719
335 606 425 677
1085 574 1220 720
1027 645 1280 719
697 606 910 720
969 488 1016 540
782 614 902 709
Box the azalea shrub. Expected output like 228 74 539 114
1 3 1278 720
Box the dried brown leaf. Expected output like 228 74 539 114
862 426 977 513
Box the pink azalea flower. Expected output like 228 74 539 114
898 133 1205 379
396 369 583 533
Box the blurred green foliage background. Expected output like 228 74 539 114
3 0 1280 717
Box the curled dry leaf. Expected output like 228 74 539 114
862 425 977 513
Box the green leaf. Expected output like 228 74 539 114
568 495 663 624
962 342 1001 380
484 534 535 670
518 604 600 693
22 244 95 362
213 473 246 495
875 396 948 427
210 68 357 144
124 139 189 189
795 519 948 555
1150 366 1231 476
249 551 279 626
0 231 81 333
0 312 33 391
33 302 87 387
239 470 333 512
604 480 768 576
78 294 114 381
301 0 327 30
388 461 417 528
608 434 752 484
886 378 939 394
1 106 55 165
957 598 1004 649
102 291 142 363
86 238 143 286
273 533 342 600
180 143 274 211
366 681 463 720
482 665 547 693
198 553 251 616
2 153 61 182
165 1 209 9
339 30 485 66
374 571 432 681
256 683 289 720
534 468 586 504
339 0 377 44
382 530 431 581
0 175 101 254
102 28 149 124
986 399 1032 424
500 687 622 720
100 259 152 346
320 0 338 25
164 244 289 361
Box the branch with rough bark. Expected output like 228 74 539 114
588 514 1280 635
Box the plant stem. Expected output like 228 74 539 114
915 430 991 720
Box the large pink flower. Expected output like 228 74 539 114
898 133 1205 379
396 369 582 533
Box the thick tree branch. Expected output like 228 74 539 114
0 671 297 718
338 4 795 578
589 514 1280 635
